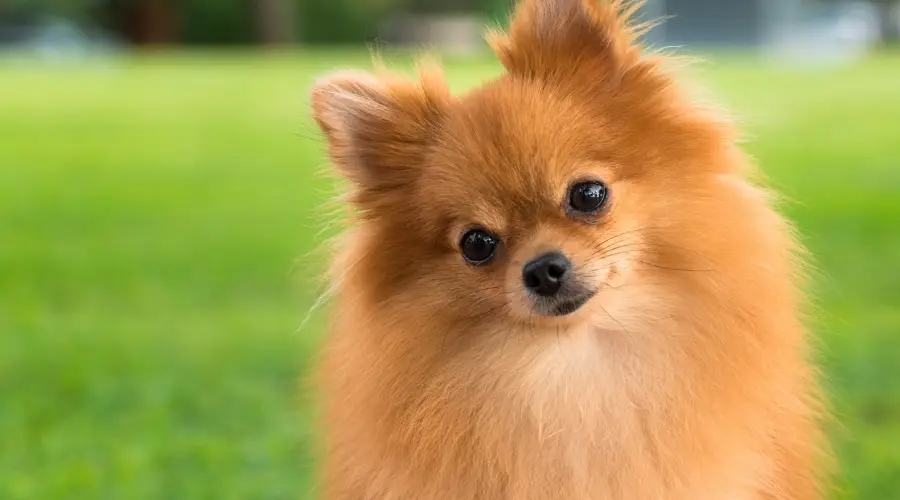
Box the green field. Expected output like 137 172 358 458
1 51 898 499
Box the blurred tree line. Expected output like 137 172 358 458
0 0 515 45
4 0 897 46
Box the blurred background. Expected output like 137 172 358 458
1 0 898 499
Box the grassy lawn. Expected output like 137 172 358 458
1 50 898 499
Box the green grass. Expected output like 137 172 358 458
1 50 898 499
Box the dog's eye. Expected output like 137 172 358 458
460 229 499 266
568 181 609 213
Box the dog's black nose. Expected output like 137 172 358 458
522 252 570 297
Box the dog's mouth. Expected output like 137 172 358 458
550 294 593 316
532 289 596 317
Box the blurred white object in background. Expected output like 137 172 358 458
28 17 91 61
769 1 880 66
0 16 119 65
379 14 485 56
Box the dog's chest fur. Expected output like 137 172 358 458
393 328 772 500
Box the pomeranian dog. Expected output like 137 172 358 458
310 0 828 498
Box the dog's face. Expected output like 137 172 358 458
420 81 649 326
313 0 744 335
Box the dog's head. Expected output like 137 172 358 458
312 0 760 334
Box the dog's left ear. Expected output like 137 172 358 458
310 67 449 204
490 0 657 87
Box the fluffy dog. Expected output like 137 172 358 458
310 0 828 498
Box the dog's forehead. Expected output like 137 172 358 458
432 83 592 186
453 80 589 155
420 83 604 229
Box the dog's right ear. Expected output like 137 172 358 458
311 68 449 201
489 0 656 87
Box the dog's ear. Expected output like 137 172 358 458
311 67 449 202
489 0 656 86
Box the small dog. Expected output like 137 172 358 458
310 0 828 498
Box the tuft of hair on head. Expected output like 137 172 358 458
309 58 451 210
488 0 665 89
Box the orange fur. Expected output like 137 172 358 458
310 1 829 498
